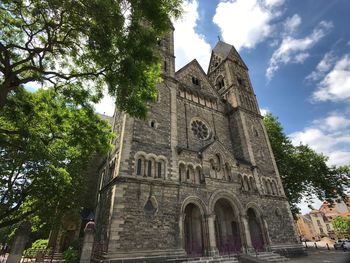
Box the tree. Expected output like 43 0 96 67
0 0 182 118
332 216 350 237
263 113 350 214
0 87 113 229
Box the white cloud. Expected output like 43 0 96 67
265 0 285 7
306 51 337 82
298 198 323 215
260 107 270 116
173 0 211 71
94 92 115 117
294 52 310 63
312 54 350 102
289 113 350 166
266 20 333 80
314 114 350 131
284 14 301 35
213 0 284 51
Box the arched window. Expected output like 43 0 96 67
215 154 221 171
225 163 231 181
147 160 152 177
238 174 244 189
187 166 195 183
157 161 163 179
136 158 142 176
192 76 200 86
216 75 225 90
196 167 204 184
244 176 250 191
270 181 275 195
263 179 270 194
237 77 245 86
249 177 255 191
273 181 278 195
179 163 186 182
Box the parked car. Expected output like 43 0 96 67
334 240 350 250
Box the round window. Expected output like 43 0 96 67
191 120 210 140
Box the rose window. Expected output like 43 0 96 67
191 120 210 140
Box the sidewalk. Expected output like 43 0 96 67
288 248 350 263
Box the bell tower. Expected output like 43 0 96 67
207 41 284 197
158 24 175 78
207 41 260 114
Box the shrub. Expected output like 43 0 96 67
64 246 79 263
23 239 48 258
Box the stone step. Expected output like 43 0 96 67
248 252 290 262
183 256 239 263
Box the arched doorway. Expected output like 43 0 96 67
247 208 265 251
184 203 204 256
214 199 242 254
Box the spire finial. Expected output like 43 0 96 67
217 35 221 41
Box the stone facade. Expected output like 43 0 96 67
94 27 302 261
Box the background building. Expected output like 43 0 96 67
296 198 350 241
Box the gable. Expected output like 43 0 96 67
200 139 236 165
175 59 220 99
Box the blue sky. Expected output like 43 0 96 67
171 0 350 213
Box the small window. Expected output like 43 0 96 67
157 162 162 178
192 76 200 86
237 77 245 86
186 169 190 180
164 61 167 71
147 160 152 177
150 120 157 128
216 76 225 90
136 159 142 176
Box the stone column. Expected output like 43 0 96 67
178 215 185 249
207 214 219 256
7 221 31 263
261 216 271 248
80 221 96 263
241 215 252 252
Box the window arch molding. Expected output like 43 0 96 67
134 152 168 179
134 151 147 177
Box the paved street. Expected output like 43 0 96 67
289 249 350 263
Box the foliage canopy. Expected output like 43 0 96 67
263 113 350 214
0 88 113 229
0 0 182 118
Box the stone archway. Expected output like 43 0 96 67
184 203 204 256
247 208 265 251
214 198 242 254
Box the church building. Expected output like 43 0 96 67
94 25 302 261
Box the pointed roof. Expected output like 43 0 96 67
213 41 234 58
208 41 248 73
